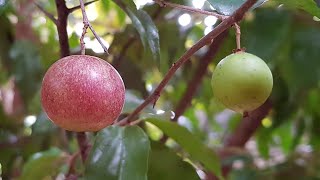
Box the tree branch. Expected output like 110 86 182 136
153 0 227 20
224 99 272 147
68 0 98 14
123 0 258 123
55 0 70 57
35 3 57 24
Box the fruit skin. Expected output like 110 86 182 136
41 55 125 132
211 52 273 113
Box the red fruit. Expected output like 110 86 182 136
41 55 125 132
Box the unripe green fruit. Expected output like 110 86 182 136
211 52 273 113
41 55 125 132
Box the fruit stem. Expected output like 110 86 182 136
76 132 91 162
234 23 242 52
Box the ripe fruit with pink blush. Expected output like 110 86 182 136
41 55 125 132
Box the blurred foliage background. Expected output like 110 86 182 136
0 0 320 179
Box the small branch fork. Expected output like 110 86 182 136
122 0 258 124
35 0 108 54
79 0 109 54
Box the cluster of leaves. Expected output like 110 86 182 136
0 0 320 179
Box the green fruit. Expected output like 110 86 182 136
211 52 273 113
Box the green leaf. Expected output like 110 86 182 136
112 0 160 65
242 9 292 62
272 0 320 18
9 40 43 104
148 142 200 180
19 148 66 180
146 119 223 179
84 126 150 180
206 0 265 15
281 27 320 90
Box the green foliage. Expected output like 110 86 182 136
148 142 200 180
84 126 150 180
19 148 66 180
112 0 160 65
146 119 222 179
9 40 43 104
273 0 320 18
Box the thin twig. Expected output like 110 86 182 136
35 3 58 24
234 23 242 51
68 0 98 14
79 0 109 54
65 151 80 178
122 0 259 124
153 0 228 20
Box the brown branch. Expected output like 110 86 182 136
79 0 109 54
224 99 272 147
65 151 80 179
123 0 259 124
55 0 70 57
68 0 98 14
34 3 57 24
153 0 227 20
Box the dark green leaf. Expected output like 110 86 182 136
206 0 265 15
19 148 66 180
273 0 320 18
148 142 200 180
146 119 223 179
84 126 150 180
281 27 320 90
9 40 43 104
112 0 160 65
242 9 292 62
